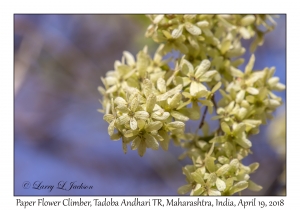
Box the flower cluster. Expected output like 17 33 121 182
99 14 284 195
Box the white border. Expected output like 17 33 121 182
1 0 296 209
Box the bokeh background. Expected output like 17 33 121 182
14 14 286 195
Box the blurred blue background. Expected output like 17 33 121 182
14 14 286 195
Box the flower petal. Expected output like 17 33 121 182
130 117 138 130
190 81 207 96
185 22 201 36
216 178 226 191
145 121 163 132
131 136 141 150
144 133 159 150
135 111 150 120
138 140 146 157
195 59 211 78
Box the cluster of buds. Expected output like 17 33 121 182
99 14 284 195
